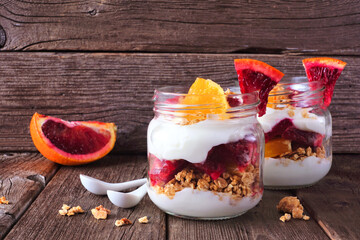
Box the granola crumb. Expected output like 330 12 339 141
306 147 312 156
280 213 291 222
115 218 132 227
0 196 9 204
62 204 70 210
288 109 295 117
214 177 228 189
138 216 149 224
316 146 326 159
301 109 310 118
224 89 235 95
59 209 67 216
297 148 305 155
303 215 310 221
67 206 84 216
292 207 304 219
91 205 110 220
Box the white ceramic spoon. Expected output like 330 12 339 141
107 183 148 208
80 174 147 195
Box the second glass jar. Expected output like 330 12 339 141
258 77 332 189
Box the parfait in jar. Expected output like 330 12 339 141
234 58 346 189
147 78 264 219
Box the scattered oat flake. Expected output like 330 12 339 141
115 218 132 227
0 196 9 204
138 216 149 224
303 215 310 221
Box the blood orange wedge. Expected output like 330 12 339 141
180 77 229 123
30 113 117 165
302 57 346 107
234 59 284 117
265 138 291 158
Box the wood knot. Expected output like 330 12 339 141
0 25 6 48
88 9 97 16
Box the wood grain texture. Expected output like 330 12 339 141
0 153 58 239
0 0 359 54
0 53 358 153
168 190 327 240
296 154 360 240
5 154 166 240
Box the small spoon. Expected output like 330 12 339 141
80 174 147 195
107 183 148 208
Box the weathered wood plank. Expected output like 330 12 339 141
168 190 328 240
296 154 360 240
5 155 166 240
0 53 358 153
0 1 359 54
0 153 58 239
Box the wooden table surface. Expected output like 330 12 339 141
0 153 358 240
1 0 360 239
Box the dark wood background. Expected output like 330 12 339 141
0 0 359 153
0 1 360 240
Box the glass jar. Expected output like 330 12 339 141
147 86 264 220
258 77 332 189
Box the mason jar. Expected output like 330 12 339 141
258 77 332 189
147 86 264 220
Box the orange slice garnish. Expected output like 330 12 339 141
30 113 117 165
180 78 229 123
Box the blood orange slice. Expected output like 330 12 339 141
234 59 284 116
302 57 346 107
30 113 117 165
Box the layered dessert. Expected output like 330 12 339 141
258 103 331 187
147 78 263 219
233 57 346 189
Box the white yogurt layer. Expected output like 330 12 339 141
263 156 332 187
147 186 262 218
147 117 255 163
258 107 325 135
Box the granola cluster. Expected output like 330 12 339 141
277 196 310 222
91 205 111 220
152 164 260 200
59 204 84 216
0 196 9 204
279 146 326 161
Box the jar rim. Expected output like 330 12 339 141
153 86 260 110
268 77 325 97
